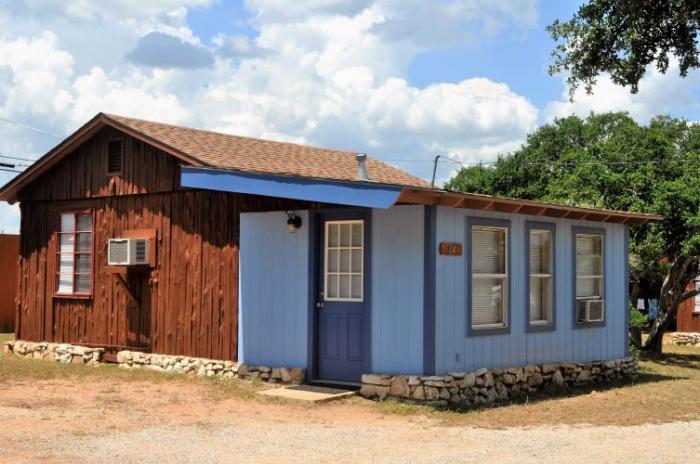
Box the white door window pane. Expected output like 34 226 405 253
324 220 364 301
339 249 351 272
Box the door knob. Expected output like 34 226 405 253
316 301 324 309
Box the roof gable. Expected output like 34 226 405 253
0 112 430 202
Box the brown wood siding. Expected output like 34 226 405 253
17 127 179 202
0 234 19 332
14 126 323 360
678 288 700 333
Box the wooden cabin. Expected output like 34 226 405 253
678 282 700 333
0 113 659 383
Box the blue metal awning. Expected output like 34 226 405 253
180 167 403 209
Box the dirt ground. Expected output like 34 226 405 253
1 339 699 463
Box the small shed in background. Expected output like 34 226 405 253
0 234 18 332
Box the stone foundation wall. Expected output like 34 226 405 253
3 340 305 385
4 341 103 365
115 350 305 384
360 357 639 408
670 332 700 346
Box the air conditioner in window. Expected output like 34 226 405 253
576 299 604 322
108 238 149 266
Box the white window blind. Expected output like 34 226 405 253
471 226 508 328
575 233 604 322
56 211 93 295
694 281 700 313
529 229 553 324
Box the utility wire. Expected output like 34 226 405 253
0 153 37 162
0 116 64 138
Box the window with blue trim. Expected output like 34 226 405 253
471 225 508 329
529 228 553 325
575 233 604 323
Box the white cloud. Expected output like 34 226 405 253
0 0 543 204
544 62 700 123
0 203 20 234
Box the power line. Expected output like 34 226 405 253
0 167 23 174
0 153 37 162
0 116 64 138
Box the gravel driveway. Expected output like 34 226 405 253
0 378 697 463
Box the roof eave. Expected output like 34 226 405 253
395 188 661 225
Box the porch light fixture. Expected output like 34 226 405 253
286 211 302 233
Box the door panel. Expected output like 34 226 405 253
317 215 369 382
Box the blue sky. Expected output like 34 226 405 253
0 0 699 232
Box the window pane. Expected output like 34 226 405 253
60 214 75 232
59 234 74 254
351 249 362 272
340 224 351 247
327 275 338 298
328 224 338 247
530 276 551 322
76 214 92 231
339 249 350 272
352 223 362 247
57 273 73 293
339 274 351 298
327 249 338 273
76 233 92 253
76 255 91 273
472 277 505 326
472 227 506 274
351 275 362 299
529 230 552 274
76 275 90 293
59 254 74 275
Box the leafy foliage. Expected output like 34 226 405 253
548 0 700 97
446 113 700 351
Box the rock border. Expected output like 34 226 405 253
669 332 700 346
360 357 639 408
4 341 103 365
3 340 305 385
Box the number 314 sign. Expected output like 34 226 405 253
439 242 463 256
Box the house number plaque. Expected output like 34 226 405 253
439 242 463 256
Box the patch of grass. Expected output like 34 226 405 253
0 332 14 345
377 399 423 416
377 344 700 428
0 348 264 402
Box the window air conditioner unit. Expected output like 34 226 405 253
576 299 604 322
108 238 149 266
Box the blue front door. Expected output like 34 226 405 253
316 212 370 383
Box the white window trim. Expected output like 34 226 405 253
324 220 364 302
471 225 509 330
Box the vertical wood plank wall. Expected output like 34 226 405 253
0 234 19 332
434 206 628 374
14 127 317 361
677 288 700 332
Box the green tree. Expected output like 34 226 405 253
445 113 700 352
548 0 700 97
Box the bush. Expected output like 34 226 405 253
629 304 647 356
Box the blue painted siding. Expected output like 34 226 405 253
434 206 628 374
239 211 309 367
371 206 424 374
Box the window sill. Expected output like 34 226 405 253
574 320 605 329
468 324 510 337
527 321 555 332
53 293 92 300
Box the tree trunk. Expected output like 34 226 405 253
643 255 699 353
